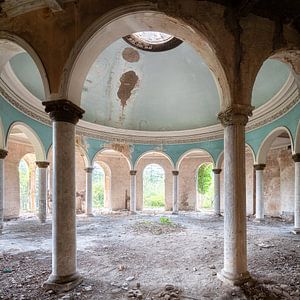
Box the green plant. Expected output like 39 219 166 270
159 216 172 224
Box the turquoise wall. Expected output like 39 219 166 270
0 94 299 168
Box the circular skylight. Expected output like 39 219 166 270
132 32 173 44
123 31 182 52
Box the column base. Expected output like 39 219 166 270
291 228 300 234
217 269 251 286
172 211 178 215
85 213 94 217
214 212 221 216
130 211 137 215
43 272 83 292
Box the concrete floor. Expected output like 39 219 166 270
0 212 299 299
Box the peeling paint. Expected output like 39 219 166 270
117 70 138 108
122 47 140 63
104 143 133 160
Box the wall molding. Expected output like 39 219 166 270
0 68 299 144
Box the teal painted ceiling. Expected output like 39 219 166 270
9 53 45 100
8 40 291 132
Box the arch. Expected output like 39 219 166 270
295 120 300 154
256 126 294 164
134 151 174 170
215 143 255 169
92 148 133 170
6 122 46 161
63 4 230 109
76 144 90 168
176 149 214 170
0 31 50 99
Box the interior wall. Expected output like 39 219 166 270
95 154 130 210
4 140 35 219
264 147 294 216
136 156 172 211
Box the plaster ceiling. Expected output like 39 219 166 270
7 38 291 132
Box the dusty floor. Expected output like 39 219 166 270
0 212 299 300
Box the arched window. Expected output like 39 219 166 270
197 163 214 210
143 164 165 209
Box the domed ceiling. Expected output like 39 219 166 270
7 32 291 132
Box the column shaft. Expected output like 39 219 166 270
213 169 221 215
293 155 300 234
172 171 179 214
130 170 137 213
217 105 253 285
254 165 265 221
85 167 93 216
43 99 84 292
36 162 49 223
0 150 8 234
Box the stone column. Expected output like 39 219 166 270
217 105 253 285
85 167 94 216
36 161 50 223
212 168 222 215
172 170 179 214
42 99 84 292
130 170 137 213
0 149 8 234
254 164 266 221
292 154 300 234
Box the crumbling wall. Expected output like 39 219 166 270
4 141 35 219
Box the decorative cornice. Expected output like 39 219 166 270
172 170 179 176
292 154 300 162
0 149 8 159
254 164 266 171
36 161 50 168
43 100 85 124
212 168 222 174
85 167 94 173
0 64 299 144
218 104 254 127
130 170 137 176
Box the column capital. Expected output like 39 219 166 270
217 104 254 127
0 149 8 159
254 164 266 171
36 161 50 168
292 153 300 163
212 168 222 174
172 170 179 176
130 170 137 176
42 99 85 124
85 167 94 173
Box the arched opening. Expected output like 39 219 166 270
92 161 112 213
177 149 214 211
92 149 129 211
18 153 37 214
143 163 165 210
4 124 45 219
92 163 105 210
196 163 214 211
